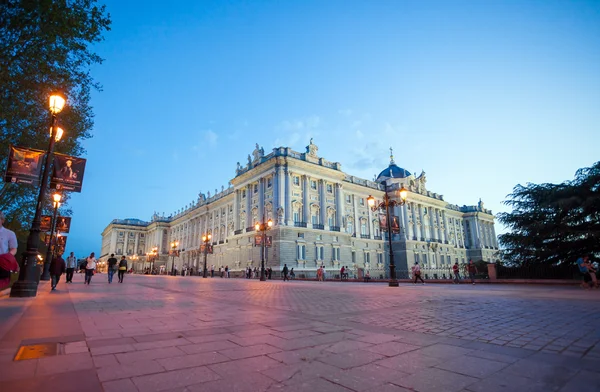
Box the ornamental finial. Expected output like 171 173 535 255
389 147 395 165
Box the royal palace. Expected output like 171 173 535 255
100 140 498 277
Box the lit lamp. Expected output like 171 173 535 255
170 240 179 276
255 216 273 281
201 234 212 278
367 184 408 287
49 126 64 142
41 193 62 281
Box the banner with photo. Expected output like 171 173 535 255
379 214 388 232
50 153 86 192
43 234 52 246
55 216 71 233
391 215 400 234
4 145 45 186
200 244 213 254
254 236 273 247
40 215 52 232
56 235 67 254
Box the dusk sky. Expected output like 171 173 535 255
65 0 600 258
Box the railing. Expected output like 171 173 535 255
330 226 340 232
294 222 307 228
234 229 243 235
246 227 255 232
497 263 580 280
218 240 224 244
374 235 382 240
313 224 324 230
360 234 370 239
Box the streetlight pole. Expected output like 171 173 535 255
367 183 408 287
201 233 211 278
11 93 67 298
41 193 62 280
255 215 273 281
170 240 179 276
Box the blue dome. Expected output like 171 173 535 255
377 164 411 181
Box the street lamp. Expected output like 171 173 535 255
367 183 408 287
255 216 273 281
170 240 179 276
201 233 211 278
11 93 67 298
150 246 158 272
41 192 62 280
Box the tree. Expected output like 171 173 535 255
0 0 111 240
498 161 600 265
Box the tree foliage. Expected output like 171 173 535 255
498 161 600 265
0 0 111 240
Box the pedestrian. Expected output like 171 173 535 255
317 266 323 281
268 267 272 279
412 262 425 284
220 266 224 278
49 252 66 290
452 261 460 284
584 258 598 289
340 265 345 281
467 260 478 285
211 264 214 278
225 265 229 278
290 267 295 280
322 266 327 280
84 252 96 285
0 211 18 291
118 256 127 283
107 253 117 284
282 264 289 281
65 252 76 283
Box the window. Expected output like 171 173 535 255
332 236 338 242
316 234 322 241
328 216 334 227
345 195 351 203
359 198 365 206
327 184 333 193
293 211 300 223
333 248 341 261
378 253 383 264
316 246 324 260
360 220 367 235
140 234 145 238
311 180 317 190
312 214 319 225
119 232 124 237
298 233 304 238
364 252 370 264
267 177 272 188
415 254 420 264
297 244 306 260
293 176 300 186
352 251 356 264
253 184 258 193
346 221 353 234
242 190 246 198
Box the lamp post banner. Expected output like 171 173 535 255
50 153 86 192
55 216 71 233
391 215 400 233
379 214 387 232
56 235 67 254
4 145 45 186
40 215 52 232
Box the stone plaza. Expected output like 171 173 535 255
1 276 599 391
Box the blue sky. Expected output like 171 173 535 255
65 0 600 257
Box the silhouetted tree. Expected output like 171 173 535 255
498 161 600 265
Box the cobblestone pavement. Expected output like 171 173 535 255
1 275 599 392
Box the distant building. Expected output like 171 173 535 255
100 140 498 276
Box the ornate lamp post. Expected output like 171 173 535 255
201 233 211 278
147 246 158 273
367 183 408 287
11 93 66 298
170 240 179 276
41 192 62 280
255 216 273 281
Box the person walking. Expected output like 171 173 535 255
65 252 76 283
317 266 323 281
412 262 425 284
49 252 66 290
210 264 215 278
84 252 96 285
225 265 229 278
467 260 478 285
584 258 598 289
0 211 18 291
290 268 295 280
107 254 118 284
118 256 127 283
452 261 461 284
282 264 289 281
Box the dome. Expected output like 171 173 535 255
376 164 411 181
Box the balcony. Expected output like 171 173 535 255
246 227 255 232
329 226 340 232
360 234 370 239
234 229 243 235
374 235 382 240
294 222 307 228
313 224 324 230
219 240 224 244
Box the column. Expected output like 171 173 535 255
436 209 442 242
353 194 359 235
285 169 293 225
411 202 418 240
403 204 411 240
245 184 252 229
233 190 240 231
319 180 326 226
258 177 265 220
335 183 343 229
277 165 285 224
442 211 449 243
225 204 229 238
302 175 310 224
418 204 425 240
367 201 373 237
429 207 436 241
134 233 139 256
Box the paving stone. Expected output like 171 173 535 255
157 351 230 371
86 337 137 348
560 369 600 392
133 337 191 351
282 377 355 392
435 354 508 378
266 344 333 364
261 361 342 384
179 339 240 354
502 358 579 386
364 341 421 357
36 352 94 376
90 343 136 356
375 351 443 374
364 384 412 392
97 358 165 381
414 343 475 360
187 371 282 392
396 367 478 392
208 355 283 376
317 349 386 369
116 346 186 363
0 357 38 381
219 343 281 359
465 372 554 392
325 340 373 354
132 366 221 392
102 378 139 392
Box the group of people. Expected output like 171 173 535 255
210 265 230 278
578 255 598 289
411 259 479 285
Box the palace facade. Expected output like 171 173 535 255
100 140 498 277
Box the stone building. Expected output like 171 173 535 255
100 140 498 277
